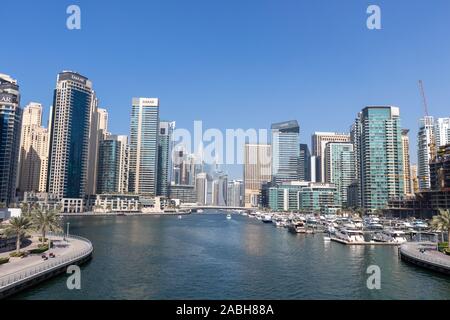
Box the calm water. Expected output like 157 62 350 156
12 213 450 300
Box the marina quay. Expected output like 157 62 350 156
2 0 450 306
0 233 93 299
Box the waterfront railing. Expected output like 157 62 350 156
0 234 93 289
400 243 450 269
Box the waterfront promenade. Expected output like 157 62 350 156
0 234 93 299
399 242 450 275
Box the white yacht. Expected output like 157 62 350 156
372 230 407 243
335 228 365 243
288 221 306 234
226 214 232 220
413 220 428 230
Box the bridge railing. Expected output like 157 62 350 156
0 234 93 290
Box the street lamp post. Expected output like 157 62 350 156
66 222 70 240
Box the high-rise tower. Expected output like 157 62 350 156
0 73 22 205
129 98 160 195
48 71 97 199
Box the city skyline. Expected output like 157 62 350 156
5 68 449 184
4 1 450 180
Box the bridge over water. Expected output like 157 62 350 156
179 205 259 212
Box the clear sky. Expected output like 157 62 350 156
2 0 450 179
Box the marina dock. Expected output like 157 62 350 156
330 237 401 246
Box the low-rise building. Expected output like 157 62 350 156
169 185 197 204
268 181 339 213
93 194 140 212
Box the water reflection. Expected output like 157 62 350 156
12 214 450 300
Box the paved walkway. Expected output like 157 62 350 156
400 242 450 270
0 236 88 279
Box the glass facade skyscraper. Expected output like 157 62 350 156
0 74 22 205
299 143 311 181
47 71 96 199
271 120 300 184
311 132 351 183
157 120 175 197
324 142 355 207
129 98 160 195
355 106 404 212
97 135 129 194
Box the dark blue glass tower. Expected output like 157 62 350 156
47 72 94 199
0 74 22 206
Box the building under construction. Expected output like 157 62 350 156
385 144 450 218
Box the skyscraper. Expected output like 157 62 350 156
0 74 22 205
195 172 212 205
311 132 351 183
48 71 97 199
212 172 228 206
410 164 419 194
18 103 49 193
417 116 434 191
97 108 109 138
350 119 362 207
243 143 272 207
96 135 129 194
324 142 355 207
271 120 300 184
86 103 108 196
434 117 450 147
355 106 404 211
157 121 175 197
299 143 311 181
227 180 244 207
401 129 412 195
129 98 160 195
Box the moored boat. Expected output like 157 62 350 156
335 228 365 243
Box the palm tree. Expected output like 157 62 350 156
30 207 62 246
20 202 33 217
431 209 450 245
5 216 33 253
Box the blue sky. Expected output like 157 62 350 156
2 0 450 178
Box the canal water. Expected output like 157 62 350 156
12 213 450 299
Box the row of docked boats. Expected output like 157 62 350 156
240 211 432 244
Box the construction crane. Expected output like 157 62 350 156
418 80 436 161
418 80 429 117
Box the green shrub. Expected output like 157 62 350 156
29 244 49 254
0 257 9 265
9 251 27 258
438 242 449 252
38 237 48 242
445 248 450 256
